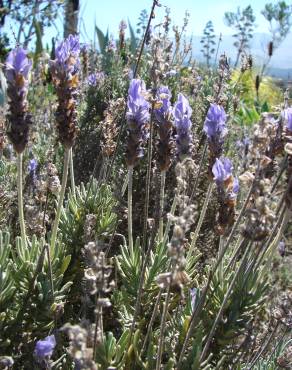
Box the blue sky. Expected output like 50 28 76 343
79 0 271 41
3 0 274 46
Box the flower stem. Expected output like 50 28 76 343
156 284 171 370
50 148 70 253
128 166 134 254
69 148 76 199
142 104 155 253
162 195 178 246
17 153 27 247
187 182 213 259
141 289 162 355
159 171 166 240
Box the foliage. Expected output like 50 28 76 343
0 2 291 369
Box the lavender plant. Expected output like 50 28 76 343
0 3 291 369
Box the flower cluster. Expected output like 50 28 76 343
126 79 150 167
204 103 227 172
174 93 193 160
154 86 174 171
212 157 239 234
50 34 80 148
4 48 32 153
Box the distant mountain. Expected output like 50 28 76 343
190 32 292 78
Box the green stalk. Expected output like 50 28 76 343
156 284 171 370
127 166 134 254
69 148 76 198
17 153 27 247
142 104 155 253
159 171 166 240
50 148 70 253
187 182 213 259
141 289 162 355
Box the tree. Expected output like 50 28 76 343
262 1 292 48
200 21 216 68
224 5 256 68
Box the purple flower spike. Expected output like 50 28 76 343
4 48 32 153
204 103 227 140
126 79 150 126
34 335 56 362
126 79 150 166
155 86 172 124
212 157 233 183
155 86 174 171
50 34 80 148
282 107 292 132
174 93 193 159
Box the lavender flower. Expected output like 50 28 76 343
87 72 105 87
174 93 193 160
119 20 127 50
87 73 97 86
55 34 80 71
212 157 233 184
282 107 292 133
212 157 239 235
107 38 117 52
126 79 150 166
204 103 227 174
155 86 174 171
155 86 172 124
28 158 37 174
28 158 38 185
204 103 227 141
34 335 56 362
4 48 32 153
165 69 178 78
50 34 80 148
278 240 285 257
190 288 197 310
119 20 127 31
